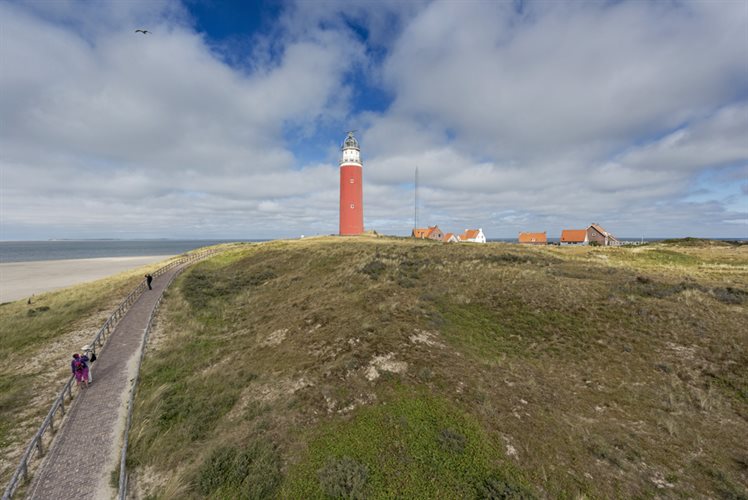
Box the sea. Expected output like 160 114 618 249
0 240 263 263
2 237 744 264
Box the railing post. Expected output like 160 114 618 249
36 438 43 457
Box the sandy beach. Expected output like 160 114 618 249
0 255 174 303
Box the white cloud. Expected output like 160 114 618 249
356 0 747 237
0 0 366 238
0 0 746 240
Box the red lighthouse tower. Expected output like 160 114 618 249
339 131 364 235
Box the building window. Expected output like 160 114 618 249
350 203 355 209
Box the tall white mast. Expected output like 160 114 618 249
414 166 419 230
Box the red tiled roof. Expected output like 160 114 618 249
518 232 547 244
413 226 442 239
588 223 619 241
561 229 587 242
460 229 480 240
443 233 455 242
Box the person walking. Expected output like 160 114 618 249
79 358 90 389
81 345 94 384
71 354 88 389
145 274 153 290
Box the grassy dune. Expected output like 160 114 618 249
122 238 745 497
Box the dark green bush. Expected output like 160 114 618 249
26 306 50 317
399 259 428 278
484 254 529 264
438 428 467 453
317 456 369 499
361 260 386 279
712 287 747 305
197 441 281 499
247 269 277 286
633 280 705 299
182 268 277 309
476 475 534 499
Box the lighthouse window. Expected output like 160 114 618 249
350 203 355 209
349 178 354 184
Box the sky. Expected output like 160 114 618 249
0 0 746 240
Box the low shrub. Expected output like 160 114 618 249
632 280 705 299
438 428 467 453
485 254 528 264
477 475 535 499
399 258 427 278
197 441 281 499
712 287 747 305
182 268 277 309
361 260 386 279
317 456 369 499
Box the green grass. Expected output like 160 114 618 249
605 248 701 267
129 339 255 466
0 278 130 357
660 237 740 247
196 440 281 499
283 386 531 499
439 300 607 362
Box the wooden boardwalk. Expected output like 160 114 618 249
25 268 180 500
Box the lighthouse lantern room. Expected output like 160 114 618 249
339 131 364 235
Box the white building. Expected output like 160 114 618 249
458 228 486 243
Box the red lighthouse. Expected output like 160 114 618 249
339 131 364 235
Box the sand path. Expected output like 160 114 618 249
0 256 173 303
24 265 181 500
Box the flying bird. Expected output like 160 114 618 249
135 29 151 34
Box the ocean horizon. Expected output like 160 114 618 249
2 236 746 264
0 239 266 263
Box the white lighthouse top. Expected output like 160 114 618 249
340 131 362 166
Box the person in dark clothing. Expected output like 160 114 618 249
145 274 153 290
71 354 80 376
71 353 88 388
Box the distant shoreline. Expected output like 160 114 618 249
0 255 174 303
0 239 264 264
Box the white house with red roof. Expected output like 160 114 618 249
560 229 588 245
412 226 444 241
458 228 486 243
